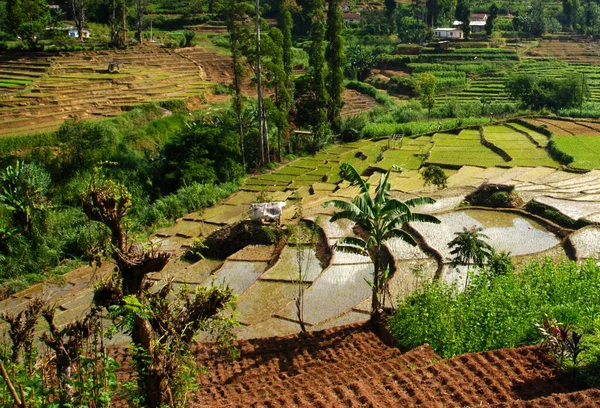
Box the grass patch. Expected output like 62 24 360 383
552 135 600 170
427 130 505 168
484 125 559 167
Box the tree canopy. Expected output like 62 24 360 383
506 73 590 111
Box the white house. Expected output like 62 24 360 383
453 13 488 33
433 28 464 39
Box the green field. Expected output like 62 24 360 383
427 129 506 168
507 122 550 146
484 125 559 167
552 135 600 170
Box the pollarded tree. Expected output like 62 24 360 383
323 163 440 323
84 173 235 407
325 0 345 134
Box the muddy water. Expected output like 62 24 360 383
413 209 560 258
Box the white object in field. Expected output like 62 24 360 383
251 202 286 221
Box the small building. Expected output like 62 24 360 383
453 13 488 33
433 28 464 39
325 2 352 11
343 12 361 23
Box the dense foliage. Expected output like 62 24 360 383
0 105 243 295
506 73 590 111
390 259 600 362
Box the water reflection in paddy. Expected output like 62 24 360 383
412 210 560 259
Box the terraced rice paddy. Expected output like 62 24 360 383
527 37 600 65
484 125 559 167
553 136 600 169
413 209 561 260
508 122 550 146
0 47 233 137
427 129 505 167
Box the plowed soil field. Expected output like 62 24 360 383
108 322 599 407
535 118 600 136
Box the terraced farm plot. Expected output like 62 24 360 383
0 48 234 138
484 125 559 167
526 119 571 135
535 118 600 136
527 38 600 65
341 88 377 116
507 122 550 146
552 135 600 169
376 136 433 170
427 130 505 167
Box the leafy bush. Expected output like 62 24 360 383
341 114 368 142
421 165 447 189
389 259 600 359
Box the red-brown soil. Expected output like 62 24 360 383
526 119 574 136
341 89 377 117
109 321 600 407
534 118 600 136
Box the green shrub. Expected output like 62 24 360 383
341 115 368 142
141 181 240 224
361 117 489 139
389 259 600 358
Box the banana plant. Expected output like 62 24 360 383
323 163 440 323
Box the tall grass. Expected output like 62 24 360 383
361 117 489 139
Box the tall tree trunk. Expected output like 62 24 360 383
256 0 265 166
231 40 245 168
72 0 85 41
136 0 145 44
122 0 127 45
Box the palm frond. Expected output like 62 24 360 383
337 236 367 249
404 196 436 208
405 212 441 224
323 199 360 213
353 195 374 220
339 163 369 194
334 237 369 257
382 198 411 216
330 210 362 223
382 228 418 246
